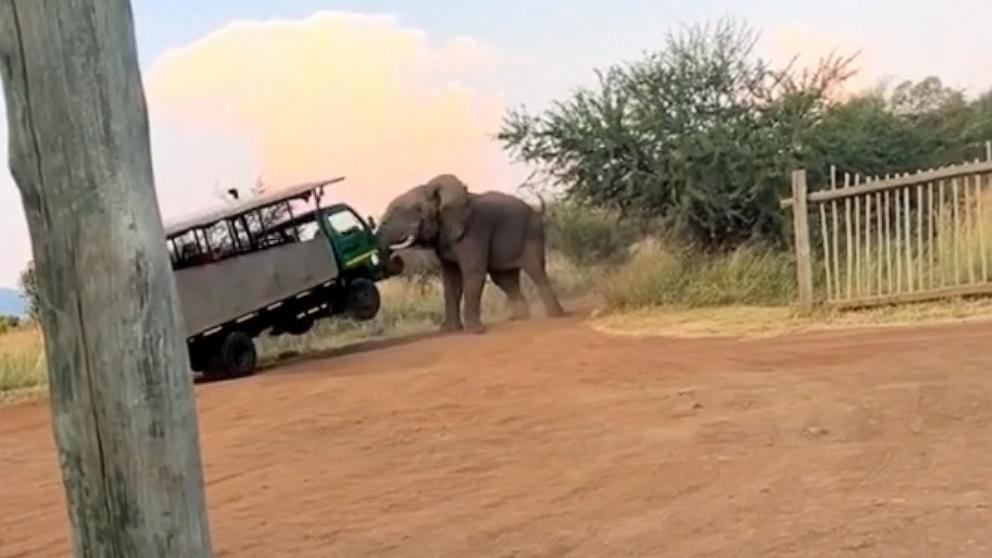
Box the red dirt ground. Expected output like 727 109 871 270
3 314 992 557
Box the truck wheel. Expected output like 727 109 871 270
347 278 380 322
208 331 257 379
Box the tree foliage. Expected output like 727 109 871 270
804 77 992 182
499 20 992 250
500 20 855 249
19 261 39 321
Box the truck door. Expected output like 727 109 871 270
322 208 380 272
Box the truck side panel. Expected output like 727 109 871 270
174 238 339 337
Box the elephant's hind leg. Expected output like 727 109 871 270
490 269 530 320
521 246 566 318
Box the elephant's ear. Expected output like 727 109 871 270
429 174 471 243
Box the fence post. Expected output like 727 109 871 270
791 169 814 313
986 140 991 162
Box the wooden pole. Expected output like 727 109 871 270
965 174 977 285
0 1 212 556
876 190 884 294
885 188 893 293
980 174 990 282
916 184 924 291
939 180 947 286
845 173 854 299
928 182 935 289
894 187 903 292
953 177 962 285
902 188 915 292
819 202 832 301
831 170 841 301
864 187 872 296
854 176 862 296
791 170 814 313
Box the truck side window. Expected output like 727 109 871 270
298 221 320 241
231 218 253 251
170 231 202 269
206 221 235 258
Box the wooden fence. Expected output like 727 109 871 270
784 142 992 312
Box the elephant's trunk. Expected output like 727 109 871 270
385 252 405 276
374 229 407 277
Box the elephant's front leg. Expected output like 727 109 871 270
440 261 463 332
460 270 487 334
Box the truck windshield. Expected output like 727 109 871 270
325 210 364 235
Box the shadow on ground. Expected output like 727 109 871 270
194 297 595 385
258 329 448 374
192 329 445 385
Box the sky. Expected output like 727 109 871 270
2 0 992 288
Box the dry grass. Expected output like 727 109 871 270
599 239 796 309
0 327 46 396
592 297 992 339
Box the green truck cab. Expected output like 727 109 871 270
163 178 394 380
316 203 388 279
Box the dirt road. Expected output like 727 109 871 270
3 314 992 557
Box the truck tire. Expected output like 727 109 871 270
208 331 257 379
347 278 380 322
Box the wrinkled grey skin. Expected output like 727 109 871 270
377 174 565 334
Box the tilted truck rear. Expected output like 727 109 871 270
163 178 392 379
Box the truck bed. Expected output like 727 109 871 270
173 238 339 337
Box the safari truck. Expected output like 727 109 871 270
163 178 391 379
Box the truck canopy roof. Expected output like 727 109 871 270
164 177 344 238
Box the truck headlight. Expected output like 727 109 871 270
371 254 380 266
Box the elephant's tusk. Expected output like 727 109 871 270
389 235 416 251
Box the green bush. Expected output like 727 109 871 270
545 202 638 267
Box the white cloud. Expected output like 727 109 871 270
0 97 33 288
144 11 522 217
0 11 523 288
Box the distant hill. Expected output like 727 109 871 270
0 288 26 317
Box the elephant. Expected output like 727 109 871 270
376 174 566 334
